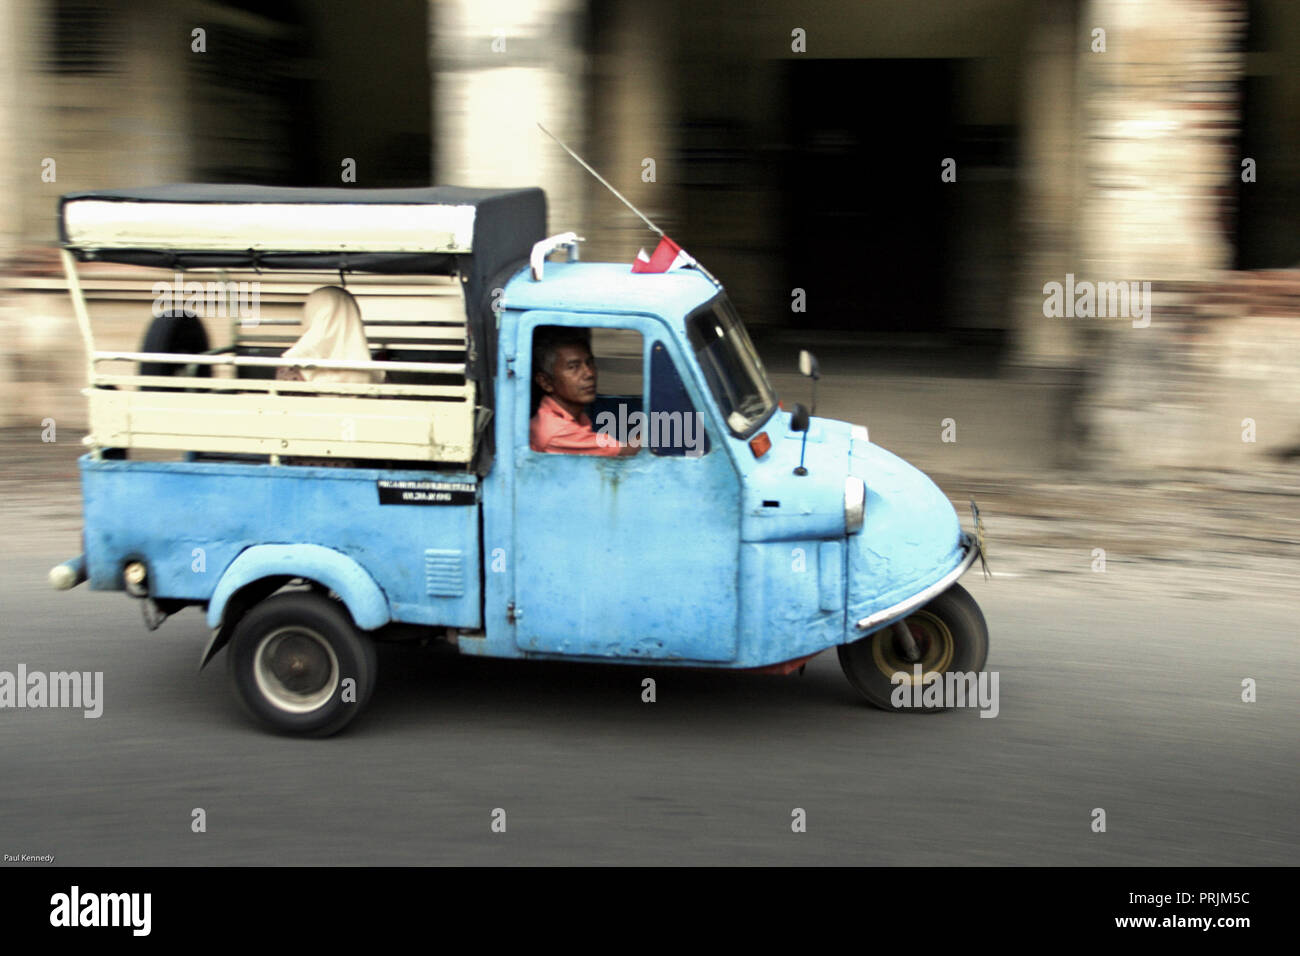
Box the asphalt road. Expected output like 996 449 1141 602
1 536 1296 865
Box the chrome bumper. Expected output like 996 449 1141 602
853 533 981 632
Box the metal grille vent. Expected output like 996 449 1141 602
424 549 465 598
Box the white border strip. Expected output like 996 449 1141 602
64 201 477 254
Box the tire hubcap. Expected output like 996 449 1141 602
871 610 955 679
253 626 340 713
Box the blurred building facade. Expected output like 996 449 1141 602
1 0 1296 468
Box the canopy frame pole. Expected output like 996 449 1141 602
60 249 96 388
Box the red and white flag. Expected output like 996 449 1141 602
632 235 693 273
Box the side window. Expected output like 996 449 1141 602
649 341 711 457
590 328 643 400
530 325 642 457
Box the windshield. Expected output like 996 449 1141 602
686 295 778 438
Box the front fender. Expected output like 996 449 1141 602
206 544 391 631
845 443 965 632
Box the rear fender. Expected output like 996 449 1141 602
201 545 390 668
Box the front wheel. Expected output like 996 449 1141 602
838 582 988 712
227 591 377 736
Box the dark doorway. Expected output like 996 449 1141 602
1235 1 1300 269
781 59 958 334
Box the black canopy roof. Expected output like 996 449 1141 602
59 184 546 274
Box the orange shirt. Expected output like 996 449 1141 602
530 395 623 456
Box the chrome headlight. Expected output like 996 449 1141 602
845 476 865 534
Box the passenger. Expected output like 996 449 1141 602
276 286 383 384
276 285 381 469
531 329 638 456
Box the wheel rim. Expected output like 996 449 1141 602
871 610 955 680
252 626 340 714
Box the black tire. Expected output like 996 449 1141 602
139 311 211 386
838 582 988 713
226 591 377 737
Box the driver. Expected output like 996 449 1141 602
531 328 638 457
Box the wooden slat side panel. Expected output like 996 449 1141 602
91 374 472 398
87 387 476 463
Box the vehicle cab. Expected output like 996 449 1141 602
485 258 978 672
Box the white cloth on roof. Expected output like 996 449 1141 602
282 286 383 384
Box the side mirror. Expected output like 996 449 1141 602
790 402 810 433
798 350 820 380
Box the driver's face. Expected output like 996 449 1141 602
540 343 598 406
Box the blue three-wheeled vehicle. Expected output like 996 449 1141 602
51 183 988 735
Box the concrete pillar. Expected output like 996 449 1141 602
1076 0 1247 469
1080 0 1244 279
431 0 590 239
1013 0 1083 369
0 0 38 262
583 0 676 264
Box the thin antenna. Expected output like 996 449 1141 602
537 123 662 236
538 123 722 288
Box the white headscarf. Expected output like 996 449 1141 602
282 286 382 384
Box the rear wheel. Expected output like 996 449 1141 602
227 591 376 736
838 583 988 712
